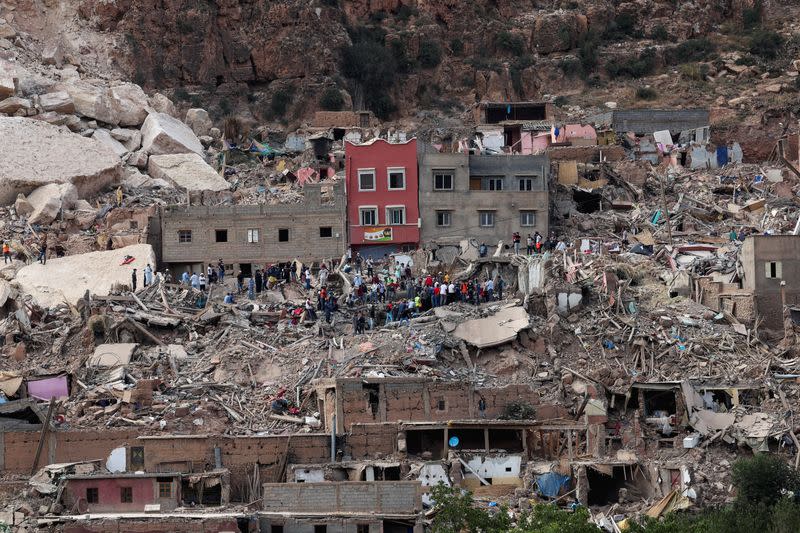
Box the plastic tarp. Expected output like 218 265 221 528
536 472 570 498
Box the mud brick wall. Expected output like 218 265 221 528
547 145 626 163
219 434 330 483
141 436 214 472
346 424 397 459
1 429 139 473
384 382 429 422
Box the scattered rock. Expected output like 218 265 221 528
14 193 32 216
93 128 128 157
59 80 148 127
0 59 16 97
109 83 149 126
0 22 16 40
42 43 63 67
209 127 221 140
147 153 229 191
111 127 142 151
0 96 31 114
140 112 204 155
125 149 148 170
38 91 74 114
184 108 213 137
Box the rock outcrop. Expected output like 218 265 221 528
0 117 121 204
25 183 79 225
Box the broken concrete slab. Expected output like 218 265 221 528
453 306 530 348
92 128 129 157
0 117 121 204
15 244 156 307
140 112 203 155
26 183 78 225
87 343 138 368
38 91 74 114
0 59 15 97
147 153 229 192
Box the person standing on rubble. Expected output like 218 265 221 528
199 273 207 292
37 234 47 265
478 395 487 418
440 281 448 306
534 231 543 253
131 268 137 292
190 271 200 290
486 278 494 301
497 276 504 300
325 294 336 323
236 270 244 293
556 240 567 253
218 259 225 283
164 269 173 283
479 243 487 258
2 242 10 264
144 264 153 287
526 234 534 255
512 232 521 255
319 264 329 287
304 298 317 321
255 269 263 293
248 277 255 300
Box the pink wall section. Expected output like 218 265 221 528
65 477 177 513
345 139 420 248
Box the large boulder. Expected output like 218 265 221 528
93 128 129 157
147 153 229 191
184 108 213 137
25 183 78 225
148 93 176 117
16 244 157 307
109 83 149 126
532 13 588 54
0 117 121 204
58 80 148 127
140 112 203 155
38 91 75 114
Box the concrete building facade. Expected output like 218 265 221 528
418 152 549 246
159 182 346 276
740 235 800 329
345 138 420 258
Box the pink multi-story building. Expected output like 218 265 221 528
345 138 420 257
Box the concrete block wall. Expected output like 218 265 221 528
259 517 383 533
346 424 397 459
547 145 626 163
63 517 240 532
262 481 421 514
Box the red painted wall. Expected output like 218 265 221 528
64 477 177 513
345 138 420 250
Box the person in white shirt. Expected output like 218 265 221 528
439 282 448 305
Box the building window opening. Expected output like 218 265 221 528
357 525 369 533
320 227 333 238
490 429 524 452
178 230 192 243
247 229 259 243
388 168 406 190
364 384 380 419
86 487 99 504
215 229 228 243
278 229 289 242
642 390 677 417
479 211 495 227
157 478 173 498
270 526 284 533
520 211 536 227
573 190 602 213
360 207 378 226
120 486 133 503
314 525 327 533
436 211 451 227
766 261 782 279
587 466 628 506
433 170 454 190
406 429 446 458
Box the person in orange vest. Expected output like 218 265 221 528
2 242 10 264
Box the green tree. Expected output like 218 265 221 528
511 504 598 533
749 30 784 59
319 87 344 111
732 454 798 506
429 484 511 533
418 39 442 69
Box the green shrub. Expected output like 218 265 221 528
466 57 502 72
418 39 442 68
606 48 657 79
678 63 710 80
743 0 764 29
665 38 716 64
389 39 414 73
603 12 639 40
578 31 600 75
370 93 396 120
269 87 293 117
450 38 464 56
554 95 569 107
735 54 757 66
510 55 533 95
341 42 398 117
559 58 583 77
395 4 417 21
749 29 784 59
347 24 386 45
501 400 536 420
650 24 669 41
319 88 344 111
636 87 658 100
173 87 190 101
496 30 526 55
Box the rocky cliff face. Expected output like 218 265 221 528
4 0 786 125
